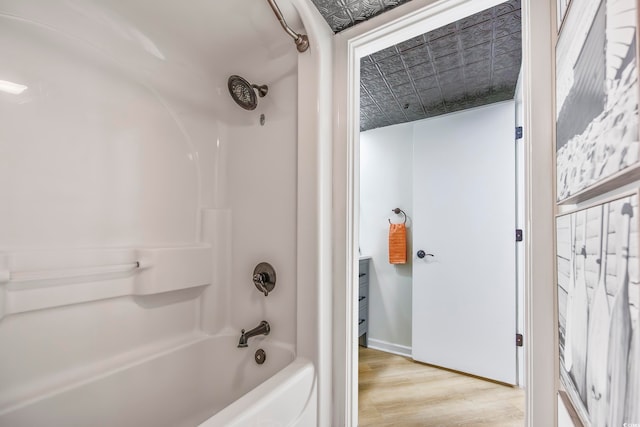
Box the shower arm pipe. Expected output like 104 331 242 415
265 0 309 52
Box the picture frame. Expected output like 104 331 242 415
555 0 639 203
559 388 585 427
556 189 640 426
557 0 572 32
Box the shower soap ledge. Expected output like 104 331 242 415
0 245 213 319
134 246 212 295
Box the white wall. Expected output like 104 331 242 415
0 7 205 409
227 70 298 348
360 123 414 353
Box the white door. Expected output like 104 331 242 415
411 101 517 385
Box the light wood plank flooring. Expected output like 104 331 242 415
359 347 524 427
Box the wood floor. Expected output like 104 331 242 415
358 347 525 427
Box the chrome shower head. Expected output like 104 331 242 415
228 75 268 110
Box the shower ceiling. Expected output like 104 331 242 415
309 0 522 131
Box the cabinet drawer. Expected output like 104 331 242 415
359 274 368 286
358 317 368 337
359 298 368 316
358 260 369 284
358 294 368 309
358 258 370 339
358 282 368 300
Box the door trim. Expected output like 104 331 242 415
332 0 556 426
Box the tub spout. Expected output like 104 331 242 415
238 320 270 348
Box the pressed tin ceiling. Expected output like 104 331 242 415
360 0 521 131
309 0 413 33
307 0 522 132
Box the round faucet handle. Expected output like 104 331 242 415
253 273 267 285
252 263 276 296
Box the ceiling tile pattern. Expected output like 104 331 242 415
309 0 413 33
358 0 522 131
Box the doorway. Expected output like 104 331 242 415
330 0 556 425
357 1 524 422
359 84 522 427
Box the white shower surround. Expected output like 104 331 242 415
0 0 332 425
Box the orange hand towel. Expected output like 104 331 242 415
388 223 407 264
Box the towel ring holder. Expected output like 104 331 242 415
389 208 407 224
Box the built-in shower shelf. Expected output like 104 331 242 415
0 245 213 320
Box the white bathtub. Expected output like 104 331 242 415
0 335 316 427
201 358 317 427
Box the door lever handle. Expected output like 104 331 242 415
417 250 434 259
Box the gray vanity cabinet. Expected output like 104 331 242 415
358 258 370 347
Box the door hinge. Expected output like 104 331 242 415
516 333 524 347
516 126 523 140
516 229 523 242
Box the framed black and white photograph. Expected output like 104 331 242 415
557 0 572 31
556 190 640 426
555 0 639 202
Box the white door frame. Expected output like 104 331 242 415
331 0 556 426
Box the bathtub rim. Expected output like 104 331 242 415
197 356 316 427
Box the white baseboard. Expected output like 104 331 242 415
366 338 412 358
